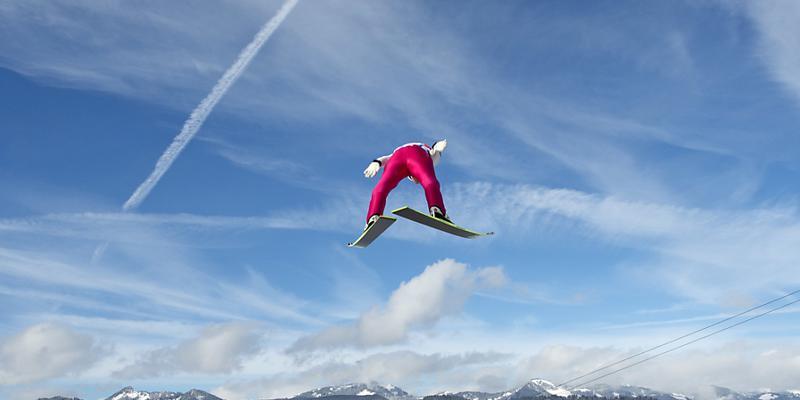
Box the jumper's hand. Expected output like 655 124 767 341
364 161 381 178
408 176 419 184
432 139 447 153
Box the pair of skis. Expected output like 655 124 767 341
347 206 494 248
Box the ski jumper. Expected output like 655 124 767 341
367 143 446 222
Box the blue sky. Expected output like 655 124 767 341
2 1 800 399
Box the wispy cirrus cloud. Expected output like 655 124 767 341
21 179 787 307
440 182 800 304
3 2 800 398
0 244 320 327
746 1 800 108
88 0 298 262
0 0 753 201
121 0 299 213
0 211 298 241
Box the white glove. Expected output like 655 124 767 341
432 139 447 153
363 161 381 178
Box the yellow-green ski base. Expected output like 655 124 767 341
347 216 396 248
391 206 494 239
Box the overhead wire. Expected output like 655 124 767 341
566 295 800 389
558 288 800 389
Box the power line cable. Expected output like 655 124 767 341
565 295 800 390
558 288 800 388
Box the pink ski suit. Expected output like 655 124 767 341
367 143 446 222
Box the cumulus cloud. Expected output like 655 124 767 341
288 259 507 353
0 323 103 384
217 350 510 400
113 322 265 378
219 342 800 400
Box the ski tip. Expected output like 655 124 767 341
469 231 494 239
390 206 409 214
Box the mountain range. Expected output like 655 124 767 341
37 379 800 400
38 386 224 400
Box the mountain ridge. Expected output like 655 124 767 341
37 380 800 400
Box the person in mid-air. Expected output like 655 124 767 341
363 140 449 230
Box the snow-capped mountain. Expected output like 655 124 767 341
293 383 416 400
574 384 690 400
433 391 496 400
39 382 800 400
436 379 569 400
713 387 749 400
714 387 800 400
510 379 572 398
38 397 82 400
437 379 686 400
104 386 222 400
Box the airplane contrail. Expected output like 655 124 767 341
123 0 299 212
93 0 298 263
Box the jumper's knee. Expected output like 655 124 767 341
372 181 396 198
421 178 440 191
371 185 387 199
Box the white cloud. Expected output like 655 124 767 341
218 341 800 400
0 1 285 101
0 242 321 327
0 0 732 196
3 3 800 396
439 182 800 304
0 323 104 384
746 1 800 107
519 342 800 399
113 322 265 378
0 211 299 242
0 385 86 400
12 182 796 312
120 0 298 214
289 259 507 353
217 350 510 400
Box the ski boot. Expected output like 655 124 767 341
429 206 452 224
365 214 381 231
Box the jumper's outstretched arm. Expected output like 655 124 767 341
363 154 391 178
429 139 447 165
431 139 447 154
